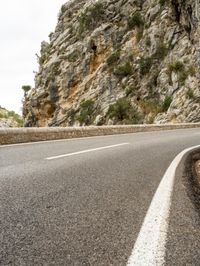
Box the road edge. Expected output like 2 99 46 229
127 145 200 266
184 149 200 216
1 123 200 145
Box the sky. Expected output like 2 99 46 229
0 0 67 114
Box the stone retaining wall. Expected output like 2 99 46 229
0 123 200 145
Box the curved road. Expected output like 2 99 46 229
1 128 200 265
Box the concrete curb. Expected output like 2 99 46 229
0 123 200 145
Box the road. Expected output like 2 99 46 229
1 128 200 265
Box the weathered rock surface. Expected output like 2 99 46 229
0 107 22 128
23 0 200 127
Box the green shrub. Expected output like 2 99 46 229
125 86 137 97
0 109 23 127
79 2 104 33
89 2 104 19
39 55 46 65
159 0 171 6
140 100 161 115
128 12 144 30
107 98 141 124
179 71 188 86
139 57 153 76
107 50 120 66
149 71 159 89
168 61 189 85
128 52 134 61
186 89 195 99
61 4 66 13
77 100 95 125
48 32 54 40
153 43 168 60
187 65 196 76
114 62 133 77
168 61 184 73
67 51 80 62
162 96 172 112
145 36 151 47
39 42 51 65
140 99 162 124
7 111 16 117
136 28 144 42
0 112 8 119
159 0 166 6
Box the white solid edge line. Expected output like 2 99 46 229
127 144 200 266
45 143 129 160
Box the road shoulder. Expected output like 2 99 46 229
165 151 200 265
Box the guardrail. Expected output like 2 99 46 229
0 123 200 145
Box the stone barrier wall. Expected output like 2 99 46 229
0 123 200 145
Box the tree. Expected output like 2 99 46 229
22 85 31 97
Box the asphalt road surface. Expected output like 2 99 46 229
1 128 200 266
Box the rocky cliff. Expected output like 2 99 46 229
23 0 200 127
0 107 23 128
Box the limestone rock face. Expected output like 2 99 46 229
23 0 200 126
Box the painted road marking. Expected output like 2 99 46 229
45 143 129 160
127 144 200 266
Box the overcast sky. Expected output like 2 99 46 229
0 0 67 114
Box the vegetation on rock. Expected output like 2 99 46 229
107 50 121 66
162 96 173 112
22 85 31 97
107 98 141 124
114 62 133 77
22 0 200 127
79 2 104 33
128 12 144 30
0 107 23 127
77 100 95 126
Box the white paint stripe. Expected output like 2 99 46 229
46 143 129 160
127 144 200 266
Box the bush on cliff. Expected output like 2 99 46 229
77 100 95 126
107 98 141 124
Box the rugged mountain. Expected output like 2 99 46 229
23 0 200 127
0 107 23 128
